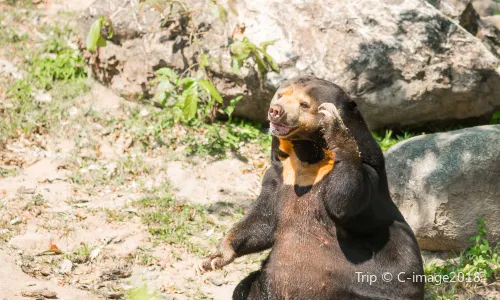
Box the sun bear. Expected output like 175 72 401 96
196 76 425 300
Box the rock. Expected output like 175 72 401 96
385 125 500 251
33 91 52 103
40 266 52 276
77 0 500 129
0 58 24 79
9 217 22 225
473 0 498 16
428 0 500 56
484 15 500 29
21 288 57 299
59 259 73 274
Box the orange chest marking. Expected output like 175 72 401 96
278 140 335 186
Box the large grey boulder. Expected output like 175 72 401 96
77 0 500 129
385 125 500 251
428 0 500 56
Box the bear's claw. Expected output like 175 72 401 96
318 103 341 119
194 256 222 275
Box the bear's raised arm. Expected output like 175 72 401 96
196 168 278 273
318 103 379 227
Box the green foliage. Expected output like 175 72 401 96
372 129 417 152
493 0 500 15
230 37 280 74
135 194 212 255
425 219 499 299
181 118 272 157
152 67 224 122
2 28 88 140
86 16 113 52
210 0 228 23
490 110 500 124
29 39 87 90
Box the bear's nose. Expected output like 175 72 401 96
268 104 283 121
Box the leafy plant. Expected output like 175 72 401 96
3 27 88 140
29 40 87 90
372 129 417 152
181 118 271 157
490 110 500 124
424 218 499 298
229 37 280 74
152 67 223 122
86 16 113 52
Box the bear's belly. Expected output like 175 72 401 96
264 229 346 299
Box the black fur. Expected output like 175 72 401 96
216 77 424 299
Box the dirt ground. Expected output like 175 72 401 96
0 1 269 299
2 1 498 300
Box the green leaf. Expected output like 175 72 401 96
252 49 269 73
179 77 195 86
198 79 223 103
156 68 178 82
86 17 104 52
261 50 280 72
259 39 278 50
183 92 198 120
96 35 107 47
199 54 209 68
232 59 241 73
218 4 228 23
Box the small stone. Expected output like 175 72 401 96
17 186 36 194
147 265 156 271
59 259 73 274
140 109 149 116
10 217 22 225
26 282 36 287
68 107 78 116
89 247 101 261
208 277 227 286
34 92 52 103
40 266 52 276
21 288 57 298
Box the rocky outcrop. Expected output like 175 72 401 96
77 0 500 129
473 0 498 16
428 0 500 56
385 125 500 251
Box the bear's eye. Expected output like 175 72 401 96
300 102 310 109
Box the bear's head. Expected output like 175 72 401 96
268 76 358 141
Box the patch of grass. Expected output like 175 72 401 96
424 218 499 299
181 118 271 157
104 209 129 223
67 243 94 263
133 248 159 266
135 193 214 256
23 193 47 209
0 167 18 178
372 129 418 152
68 154 152 191
1 19 88 141
490 110 500 125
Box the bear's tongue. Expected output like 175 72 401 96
270 122 292 136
